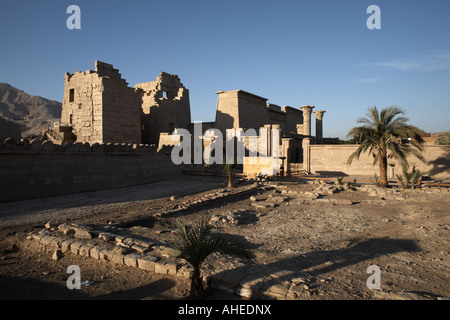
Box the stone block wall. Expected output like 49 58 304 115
135 72 191 145
214 90 303 138
282 106 303 134
268 104 287 133
61 61 142 144
101 78 142 144
61 71 104 143
215 90 243 134
0 139 182 203
309 144 450 179
235 91 271 131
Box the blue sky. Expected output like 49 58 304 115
1 0 449 139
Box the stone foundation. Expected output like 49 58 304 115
23 224 191 278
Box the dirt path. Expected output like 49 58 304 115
0 176 226 229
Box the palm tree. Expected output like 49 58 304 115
397 166 424 189
223 162 236 189
169 217 255 299
347 106 426 188
409 166 424 190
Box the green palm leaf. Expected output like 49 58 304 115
347 106 425 187
169 216 255 298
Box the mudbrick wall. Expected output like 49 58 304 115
309 144 450 180
0 138 182 203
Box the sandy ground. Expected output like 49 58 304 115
0 175 449 301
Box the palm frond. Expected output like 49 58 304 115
347 106 425 188
169 216 255 273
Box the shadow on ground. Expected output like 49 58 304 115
0 275 179 300
210 237 422 299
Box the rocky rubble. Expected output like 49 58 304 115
24 222 192 278
210 210 259 226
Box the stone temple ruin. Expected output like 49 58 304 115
1 60 445 203
44 60 334 177
44 61 191 147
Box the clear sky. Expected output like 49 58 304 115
1 0 449 139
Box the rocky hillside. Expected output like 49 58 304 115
0 83 62 138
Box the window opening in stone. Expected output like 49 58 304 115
69 89 75 102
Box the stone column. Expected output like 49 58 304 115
281 137 291 176
302 137 311 173
263 124 272 157
271 124 282 145
313 110 326 144
300 105 315 136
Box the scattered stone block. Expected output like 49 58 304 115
272 196 286 203
70 241 85 255
252 202 276 209
265 281 290 299
111 253 124 265
30 232 44 243
330 199 353 205
122 238 134 246
79 244 95 257
88 246 100 260
71 225 93 240
134 239 153 249
45 220 58 229
237 274 267 298
48 236 64 250
165 262 177 275
123 253 140 267
155 261 168 274
137 256 157 272
286 283 305 299
99 249 115 262
132 244 149 253
115 235 126 243
40 235 54 246
98 232 115 242
58 223 75 236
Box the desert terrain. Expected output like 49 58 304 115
0 175 448 300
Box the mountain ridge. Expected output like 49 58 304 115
0 83 62 137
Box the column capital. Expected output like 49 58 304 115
313 110 326 120
300 105 315 113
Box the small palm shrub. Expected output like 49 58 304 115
223 162 236 189
169 216 255 299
